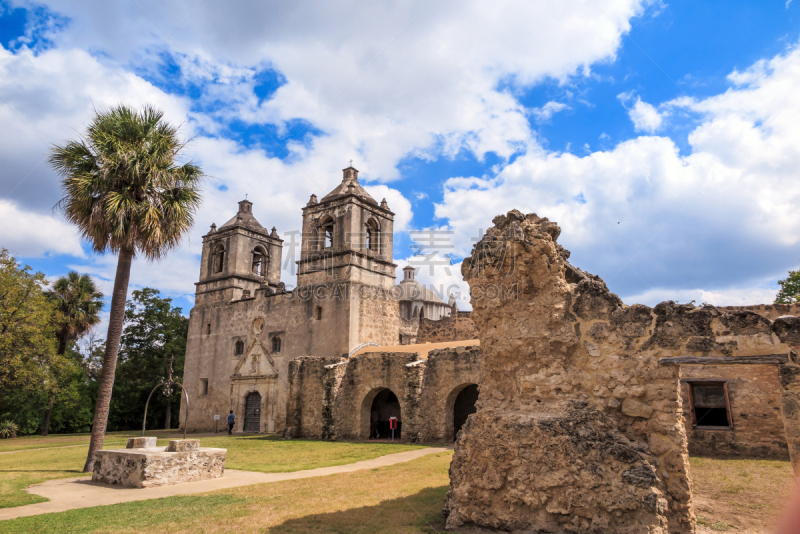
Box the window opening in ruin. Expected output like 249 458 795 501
690 382 731 428
366 219 379 252
206 323 211 335
369 388 401 440
321 217 334 249
272 336 281 353
252 247 267 277
453 384 479 441
235 339 244 355
244 391 261 432
212 244 225 273
316 306 323 320
199 378 208 396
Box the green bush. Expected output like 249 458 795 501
0 420 19 439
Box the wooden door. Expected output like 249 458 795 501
244 392 261 432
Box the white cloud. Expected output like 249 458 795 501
437 42 800 304
0 200 84 257
619 92 665 133
531 101 570 122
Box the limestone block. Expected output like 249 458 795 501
126 437 157 449
167 439 200 452
622 398 654 418
92 446 226 488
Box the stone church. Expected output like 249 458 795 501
182 166 795 458
181 166 481 441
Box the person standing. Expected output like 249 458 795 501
227 410 235 435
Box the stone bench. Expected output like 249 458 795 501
92 438 226 488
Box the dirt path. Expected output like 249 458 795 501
0 447 449 521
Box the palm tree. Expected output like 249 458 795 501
50 105 203 472
40 272 104 436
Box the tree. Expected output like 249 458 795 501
40 272 104 436
50 105 203 471
109 288 188 432
776 270 800 304
0 250 59 391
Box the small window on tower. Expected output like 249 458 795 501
690 382 732 429
212 244 225 273
272 336 281 353
235 339 244 355
206 323 212 335
199 378 209 396
366 219 379 253
316 306 323 320
252 247 267 277
320 217 334 249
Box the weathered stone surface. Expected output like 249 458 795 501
622 398 654 419
91 446 226 488
167 439 200 452
126 437 157 449
445 210 695 534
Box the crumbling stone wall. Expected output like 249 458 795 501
417 346 481 443
416 312 478 344
681 364 788 459
445 210 696 534
331 351 424 442
445 210 800 534
284 356 345 439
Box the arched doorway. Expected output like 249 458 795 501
370 388 401 439
452 384 479 441
243 391 261 432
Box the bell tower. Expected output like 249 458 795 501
196 199 283 304
297 166 396 289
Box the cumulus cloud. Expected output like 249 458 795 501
618 91 665 133
437 42 800 306
0 200 83 257
531 101 570 123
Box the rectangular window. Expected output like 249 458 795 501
206 323 212 335
689 382 731 429
199 378 209 396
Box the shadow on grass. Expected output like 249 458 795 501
269 486 449 533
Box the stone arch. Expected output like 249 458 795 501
251 245 268 277
212 243 225 273
446 383 479 441
360 387 402 440
319 216 335 249
365 218 380 253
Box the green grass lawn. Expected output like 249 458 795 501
1 450 453 534
0 430 181 453
0 433 424 510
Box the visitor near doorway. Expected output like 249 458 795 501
227 410 235 435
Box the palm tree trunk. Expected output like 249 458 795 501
164 400 171 430
40 391 56 436
82 247 134 473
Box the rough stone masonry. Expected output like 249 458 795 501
443 210 800 534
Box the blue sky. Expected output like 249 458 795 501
1 0 800 327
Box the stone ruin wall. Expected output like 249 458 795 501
681 364 788 459
444 210 800 534
283 347 481 443
416 312 478 344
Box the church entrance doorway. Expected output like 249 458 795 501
370 388 401 439
244 392 261 432
453 384 479 441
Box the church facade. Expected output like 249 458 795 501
180 167 477 437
